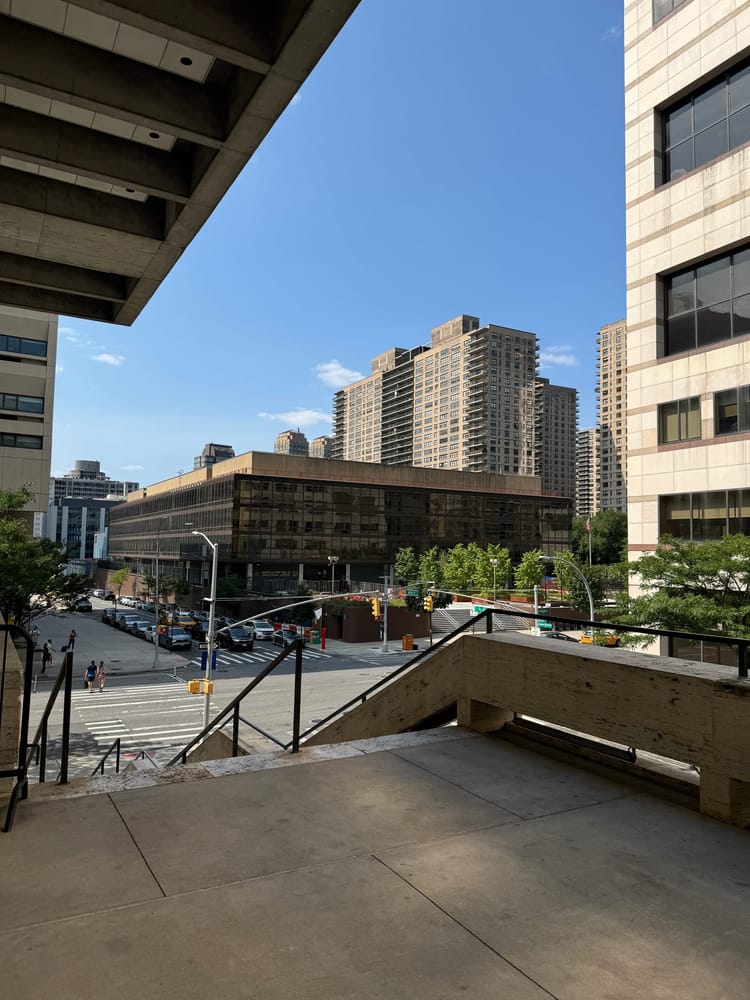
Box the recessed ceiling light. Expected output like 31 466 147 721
149 131 160 139
180 56 193 66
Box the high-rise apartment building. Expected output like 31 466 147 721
0 305 57 528
50 460 138 502
194 443 235 470
309 435 335 458
597 320 627 512
625 1 750 556
535 379 578 499
576 428 600 518
274 429 309 457
333 315 545 478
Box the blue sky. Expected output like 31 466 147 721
52 0 625 486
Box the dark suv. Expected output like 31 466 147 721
272 628 306 649
217 626 254 651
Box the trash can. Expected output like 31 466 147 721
311 630 321 645
402 634 414 651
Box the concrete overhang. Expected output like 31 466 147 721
0 0 359 324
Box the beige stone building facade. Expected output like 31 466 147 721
333 315 543 478
597 319 627 513
0 305 57 527
576 427 600 518
625 0 750 553
535 378 578 500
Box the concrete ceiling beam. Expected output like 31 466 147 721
0 251 128 303
0 280 115 322
0 14 225 148
0 103 192 203
0 166 166 242
68 0 275 73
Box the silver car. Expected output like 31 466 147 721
252 619 275 640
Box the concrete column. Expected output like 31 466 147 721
700 768 750 828
298 562 304 583
457 698 513 733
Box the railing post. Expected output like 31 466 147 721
291 640 303 753
39 717 47 783
232 704 239 756
115 738 121 774
738 641 748 679
486 609 493 634
58 651 73 785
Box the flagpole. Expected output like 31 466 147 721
587 517 592 566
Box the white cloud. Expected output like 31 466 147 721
314 359 363 388
257 408 332 428
121 464 144 471
602 25 621 42
540 346 579 367
92 353 125 366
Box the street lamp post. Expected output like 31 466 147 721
152 515 168 669
328 554 339 595
490 557 498 603
540 554 594 625
193 530 218 729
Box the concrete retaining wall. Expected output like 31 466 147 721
307 632 750 827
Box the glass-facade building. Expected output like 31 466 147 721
108 453 572 594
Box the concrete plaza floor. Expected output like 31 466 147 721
2 727 749 999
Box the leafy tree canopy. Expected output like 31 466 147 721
0 485 90 622
514 549 544 594
614 534 750 640
572 509 628 565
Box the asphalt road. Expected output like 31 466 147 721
28 599 417 778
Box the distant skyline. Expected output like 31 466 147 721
52 0 625 484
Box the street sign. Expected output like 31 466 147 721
406 588 419 596
473 605 486 614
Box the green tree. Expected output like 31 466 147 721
514 549 544 594
572 509 628 565
109 566 130 610
417 547 450 608
394 546 419 585
0 485 89 623
614 534 750 640
473 545 512 597
550 551 605 614
443 544 474 594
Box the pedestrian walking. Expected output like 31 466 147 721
68 628 77 650
41 641 52 674
85 660 97 693
30 624 39 647
96 660 108 692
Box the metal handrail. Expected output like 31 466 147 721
3 647 74 832
92 737 121 776
164 639 304 766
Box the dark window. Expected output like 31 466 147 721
714 385 750 435
0 334 47 358
0 392 44 414
658 397 701 444
0 432 42 449
653 0 690 23
663 59 750 182
664 245 750 355
659 489 750 539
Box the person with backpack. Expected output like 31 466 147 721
41 641 52 674
84 660 97 693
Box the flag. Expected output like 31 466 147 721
585 518 591 533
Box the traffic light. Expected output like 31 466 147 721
372 597 381 618
423 595 433 612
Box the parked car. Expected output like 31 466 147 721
543 632 579 643
251 619 274 641
72 598 92 612
103 592 116 602
127 619 151 636
117 614 141 631
144 625 158 643
158 627 193 651
140 601 156 613
133 621 152 640
217 626 254 651
272 628 306 649
101 607 116 624
92 588 106 598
